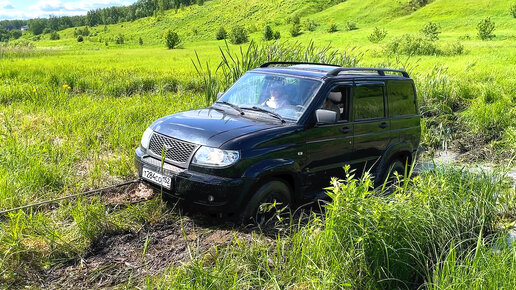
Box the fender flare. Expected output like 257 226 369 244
378 142 415 170
241 158 302 202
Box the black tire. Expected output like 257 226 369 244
238 179 292 226
375 159 406 188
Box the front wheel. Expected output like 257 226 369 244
238 180 292 226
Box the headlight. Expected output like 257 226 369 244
192 146 240 167
140 127 153 149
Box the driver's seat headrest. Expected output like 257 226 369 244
328 91 342 103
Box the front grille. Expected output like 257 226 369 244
148 133 197 164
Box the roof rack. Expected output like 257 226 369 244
260 61 341 68
327 67 410 78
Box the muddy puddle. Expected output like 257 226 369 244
43 217 257 288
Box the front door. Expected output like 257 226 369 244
304 84 353 194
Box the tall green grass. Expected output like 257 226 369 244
148 166 515 288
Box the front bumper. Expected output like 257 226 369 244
135 147 254 214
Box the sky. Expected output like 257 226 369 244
0 0 137 20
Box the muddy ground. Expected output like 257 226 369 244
36 182 262 289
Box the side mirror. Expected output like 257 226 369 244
217 91 224 100
316 109 338 124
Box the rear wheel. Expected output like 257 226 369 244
239 179 292 226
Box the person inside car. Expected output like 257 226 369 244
263 84 289 109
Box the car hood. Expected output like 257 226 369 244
150 108 283 148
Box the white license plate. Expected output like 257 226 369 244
142 168 172 189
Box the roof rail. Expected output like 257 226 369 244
327 67 410 78
260 61 341 68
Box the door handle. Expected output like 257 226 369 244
379 122 388 129
340 127 351 134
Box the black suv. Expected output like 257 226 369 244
135 62 420 222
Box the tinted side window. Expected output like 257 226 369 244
353 86 385 120
387 81 416 116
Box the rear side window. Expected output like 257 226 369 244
353 85 385 120
387 81 416 116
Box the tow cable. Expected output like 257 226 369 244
0 179 140 216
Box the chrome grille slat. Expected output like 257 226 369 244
148 133 197 164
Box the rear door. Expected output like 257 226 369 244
386 80 421 148
351 81 393 173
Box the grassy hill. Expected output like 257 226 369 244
1 0 515 288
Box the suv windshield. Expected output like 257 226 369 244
216 72 321 121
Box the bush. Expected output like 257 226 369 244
49 31 60 40
163 30 181 49
291 15 300 25
345 21 358 31
328 22 338 33
511 4 516 18
368 27 387 43
273 31 281 40
196 0 204 5
115 34 124 44
216 26 227 40
263 25 274 41
442 41 464 56
386 34 439 55
230 26 248 44
406 0 431 10
290 23 301 37
477 17 495 40
77 35 84 42
421 21 441 41
304 19 317 31
139 37 143 45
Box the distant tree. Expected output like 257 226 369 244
0 27 9 42
328 22 338 33
77 35 84 42
105 41 108 46
81 26 90 36
368 27 387 43
164 29 181 49
263 25 274 41
28 19 46 35
197 0 204 5
290 23 301 37
216 26 227 40
139 37 143 45
274 31 281 40
50 31 60 40
421 22 441 41
511 4 516 18
230 25 248 44
115 34 124 44
10 29 22 40
477 17 495 40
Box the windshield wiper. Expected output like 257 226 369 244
215 101 244 115
241 106 286 123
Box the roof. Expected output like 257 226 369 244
251 62 411 81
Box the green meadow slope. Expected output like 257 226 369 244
1 0 515 287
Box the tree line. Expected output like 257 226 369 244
0 0 205 36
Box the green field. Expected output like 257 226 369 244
1 0 515 288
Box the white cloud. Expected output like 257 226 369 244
1 0 135 20
0 0 15 9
